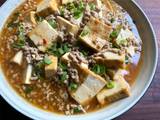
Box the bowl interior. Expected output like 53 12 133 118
0 0 158 120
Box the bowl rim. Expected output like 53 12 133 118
0 0 158 120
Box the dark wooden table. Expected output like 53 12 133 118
0 0 160 120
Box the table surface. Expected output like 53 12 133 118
0 0 160 120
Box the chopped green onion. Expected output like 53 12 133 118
7 12 20 28
80 28 90 37
67 2 75 11
58 48 64 55
63 43 70 52
73 107 82 113
43 57 52 65
7 22 19 28
89 3 96 10
12 23 25 49
60 6 65 16
62 0 84 19
74 10 83 19
12 41 25 49
81 50 89 57
73 1 84 19
91 64 106 75
106 81 115 89
24 86 33 94
35 15 44 22
47 43 70 57
79 0 85 11
60 71 68 82
110 30 119 39
33 61 45 80
117 39 127 46
69 83 78 91
125 56 129 64
110 18 115 23
47 19 57 29
59 62 67 70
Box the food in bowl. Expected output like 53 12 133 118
0 0 142 115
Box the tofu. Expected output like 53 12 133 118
94 50 126 68
61 0 75 4
116 29 135 46
83 70 107 93
61 52 70 63
71 84 95 105
106 69 129 79
57 16 79 35
79 17 112 51
11 51 23 65
45 55 58 78
30 11 37 25
36 0 60 16
95 0 103 8
71 69 107 105
113 69 129 80
97 76 130 105
23 64 33 84
126 46 137 57
28 20 58 52
86 17 112 39
102 0 114 12
80 31 107 51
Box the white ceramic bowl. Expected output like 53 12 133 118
0 0 158 120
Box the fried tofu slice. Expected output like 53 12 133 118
83 69 107 93
36 0 60 16
97 70 130 105
45 55 58 78
97 77 130 105
71 84 94 105
28 20 58 52
94 50 126 68
57 16 79 35
71 69 107 105
85 17 112 39
11 51 23 66
79 17 112 51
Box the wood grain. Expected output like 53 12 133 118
0 0 160 120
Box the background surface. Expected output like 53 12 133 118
0 0 160 120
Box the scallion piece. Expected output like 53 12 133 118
69 82 78 91
106 81 115 89
43 57 52 65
